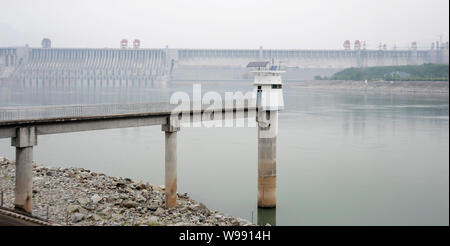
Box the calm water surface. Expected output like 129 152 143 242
0 81 448 225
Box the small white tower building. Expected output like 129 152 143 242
247 61 285 208
249 62 284 111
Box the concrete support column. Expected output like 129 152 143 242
259 46 263 61
11 127 37 214
257 110 278 208
162 116 180 208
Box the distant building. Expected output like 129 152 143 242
41 38 51 49
133 39 141 49
120 39 128 49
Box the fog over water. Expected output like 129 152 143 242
0 82 448 225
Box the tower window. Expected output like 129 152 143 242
271 84 282 89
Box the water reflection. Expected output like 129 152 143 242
257 208 277 226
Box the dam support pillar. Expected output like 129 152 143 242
247 60 285 208
162 116 180 208
11 127 37 214
257 110 278 208
259 46 263 61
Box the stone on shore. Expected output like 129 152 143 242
0 157 256 226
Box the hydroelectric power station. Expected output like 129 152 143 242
0 39 448 87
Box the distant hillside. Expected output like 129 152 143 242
324 64 449 81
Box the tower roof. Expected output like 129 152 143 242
246 61 269 68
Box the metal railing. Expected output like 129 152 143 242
0 99 257 123
0 102 174 122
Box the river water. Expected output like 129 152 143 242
0 81 448 225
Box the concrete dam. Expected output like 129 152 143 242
0 44 448 87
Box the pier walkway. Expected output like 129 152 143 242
0 100 257 216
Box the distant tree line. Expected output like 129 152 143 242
313 75 328 80
314 63 449 81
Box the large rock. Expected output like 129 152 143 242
72 213 85 223
77 197 90 206
115 181 127 188
143 216 159 225
135 194 146 203
148 203 159 211
154 207 165 216
100 207 111 215
67 204 81 213
0 157 9 165
134 182 147 190
230 218 240 226
122 201 137 208
91 194 102 204
190 203 210 215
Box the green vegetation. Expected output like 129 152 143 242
329 63 449 81
314 75 328 80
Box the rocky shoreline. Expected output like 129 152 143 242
0 157 254 226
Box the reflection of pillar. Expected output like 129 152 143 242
12 127 37 214
257 207 276 226
162 116 180 208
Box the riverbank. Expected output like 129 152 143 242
0 157 254 226
293 80 449 94
328 64 449 81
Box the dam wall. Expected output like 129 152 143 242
0 46 448 85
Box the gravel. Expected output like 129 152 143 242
0 157 253 226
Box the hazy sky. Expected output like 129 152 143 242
0 0 448 49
